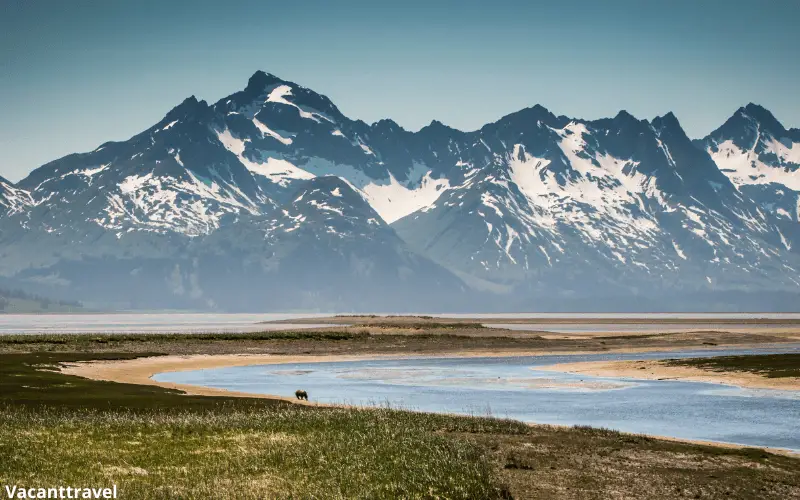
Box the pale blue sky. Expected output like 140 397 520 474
1 0 799 181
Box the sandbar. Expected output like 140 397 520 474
537 359 800 391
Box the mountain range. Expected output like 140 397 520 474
1 71 799 312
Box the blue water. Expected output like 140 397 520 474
154 346 800 451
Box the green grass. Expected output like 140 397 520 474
1 349 798 498
0 352 261 410
0 330 366 346
0 406 512 499
0 352 519 498
0 330 538 358
663 353 800 378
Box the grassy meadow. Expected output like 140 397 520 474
664 353 800 378
0 330 799 498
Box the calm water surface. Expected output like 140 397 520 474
0 313 334 334
154 345 800 451
3 312 799 334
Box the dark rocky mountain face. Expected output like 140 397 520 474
194 176 468 311
0 71 797 311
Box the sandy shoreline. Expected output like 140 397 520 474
60 345 800 397
59 350 799 456
56 348 675 401
537 359 800 391
58 350 593 400
61 353 386 405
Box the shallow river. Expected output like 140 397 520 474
154 346 800 451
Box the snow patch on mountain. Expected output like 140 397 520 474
216 128 247 156
216 128 313 186
672 241 687 260
252 117 294 145
308 199 345 216
709 138 800 190
256 157 451 224
106 170 257 236
555 123 651 208
358 142 376 156
216 120 450 222
363 169 450 224
504 126 662 247
507 145 553 199
705 107 800 193
76 164 111 179
161 120 179 131
265 84 334 124
0 177 33 215
246 155 315 186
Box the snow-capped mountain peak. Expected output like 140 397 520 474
703 103 800 191
3 71 799 311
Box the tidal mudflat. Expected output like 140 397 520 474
154 346 800 452
484 322 800 334
8 312 800 336
0 312 335 334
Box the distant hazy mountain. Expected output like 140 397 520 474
0 71 797 311
0 286 83 313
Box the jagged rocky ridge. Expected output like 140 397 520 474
0 71 798 311
0 176 32 216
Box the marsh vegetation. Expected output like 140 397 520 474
1 322 799 498
664 353 800 378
